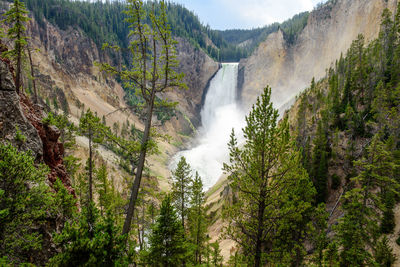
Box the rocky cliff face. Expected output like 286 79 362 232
239 0 398 110
0 59 43 159
172 37 220 128
5 9 219 188
25 15 218 133
0 56 74 194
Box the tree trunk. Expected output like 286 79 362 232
136 212 142 250
15 3 21 95
16 45 21 94
254 199 265 267
196 206 201 264
88 128 93 202
27 47 37 103
181 183 186 267
181 186 185 229
88 127 94 237
122 91 155 236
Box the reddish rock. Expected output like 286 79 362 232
20 89 75 196
0 44 74 196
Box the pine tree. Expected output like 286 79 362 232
335 135 400 266
188 172 208 264
375 236 397 266
223 87 316 267
79 109 104 204
172 156 192 230
311 120 329 203
50 206 130 266
335 189 378 266
148 195 187 266
52 178 77 232
210 241 223 267
2 0 30 94
95 165 112 216
79 110 108 237
0 143 52 264
134 177 159 252
98 0 186 237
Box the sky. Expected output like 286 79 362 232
171 0 328 30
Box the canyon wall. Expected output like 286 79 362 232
239 0 398 110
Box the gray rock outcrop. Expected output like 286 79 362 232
0 59 43 159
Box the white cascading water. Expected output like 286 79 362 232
171 63 245 190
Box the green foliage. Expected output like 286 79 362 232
21 0 311 63
335 189 377 266
228 250 247 267
218 11 309 56
331 174 341 190
22 0 130 52
381 192 396 234
79 109 105 144
291 7 400 265
375 236 397 266
171 156 192 229
210 241 223 267
147 195 187 266
311 120 329 203
334 135 400 266
2 0 30 92
187 172 209 264
0 256 12 267
14 126 27 144
223 87 317 266
49 204 131 266
94 165 113 215
280 11 310 44
323 242 339 267
310 204 329 267
52 178 77 225
0 143 52 264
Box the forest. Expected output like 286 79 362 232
0 0 400 266
1 0 311 62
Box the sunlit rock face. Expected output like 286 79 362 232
239 0 398 111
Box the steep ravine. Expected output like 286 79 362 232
5 5 219 189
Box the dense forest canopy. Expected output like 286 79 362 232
218 11 309 52
2 0 310 62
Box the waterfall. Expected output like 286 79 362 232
171 63 245 190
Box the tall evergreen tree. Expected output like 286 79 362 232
148 195 187 266
79 110 104 205
210 241 223 267
172 156 192 230
0 144 52 264
311 119 329 203
50 206 130 266
2 0 30 94
223 87 316 267
335 135 400 266
99 0 186 237
188 172 208 264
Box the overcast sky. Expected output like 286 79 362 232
170 0 328 30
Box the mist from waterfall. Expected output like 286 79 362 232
171 63 245 190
